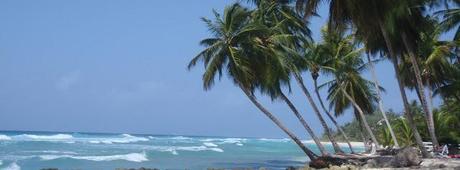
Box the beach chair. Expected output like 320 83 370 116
423 142 434 153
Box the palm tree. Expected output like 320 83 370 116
436 0 460 62
247 1 329 155
293 66 345 154
188 3 318 159
249 0 344 154
316 28 381 149
303 33 355 153
383 0 440 148
366 52 400 148
295 0 431 157
436 0 460 42
249 1 327 155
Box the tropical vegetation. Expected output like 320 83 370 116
188 0 460 160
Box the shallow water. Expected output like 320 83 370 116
0 131 364 170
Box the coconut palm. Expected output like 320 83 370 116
316 28 381 149
249 0 345 154
436 0 460 42
188 3 318 159
366 52 400 148
436 0 460 63
399 26 458 109
295 0 431 157
301 32 355 153
247 1 329 155
383 0 441 148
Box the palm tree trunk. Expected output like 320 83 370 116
401 32 439 148
366 53 400 148
279 92 328 156
378 20 430 158
357 114 370 152
237 84 318 160
294 74 344 154
312 76 355 153
341 88 380 149
426 78 434 111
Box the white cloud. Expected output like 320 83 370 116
56 70 81 91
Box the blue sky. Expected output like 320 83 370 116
0 0 438 138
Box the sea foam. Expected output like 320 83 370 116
40 152 148 162
0 135 12 140
87 134 149 144
259 138 290 142
3 162 20 170
135 145 224 155
203 142 218 147
201 138 246 146
14 134 73 141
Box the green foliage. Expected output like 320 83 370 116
192 0 460 154
329 100 460 146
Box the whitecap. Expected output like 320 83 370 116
208 148 224 152
259 138 290 142
200 138 246 146
86 134 149 144
13 134 73 141
40 152 148 162
139 145 224 155
176 146 224 152
203 142 218 147
169 136 192 140
0 160 2 166
0 135 12 141
3 162 21 170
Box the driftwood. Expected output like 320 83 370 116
309 147 421 169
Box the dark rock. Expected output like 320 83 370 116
365 156 394 168
377 148 400 156
392 147 421 167
364 147 422 168
309 156 349 169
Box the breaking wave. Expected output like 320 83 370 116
13 134 73 141
0 135 11 141
87 134 149 144
39 152 148 162
259 138 290 142
200 138 246 146
203 142 218 147
3 162 20 170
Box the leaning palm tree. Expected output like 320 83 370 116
188 3 318 159
295 0 431 157
384 0 440 148
249 0 344 154
317 28 381 149
247 1 329 155
302 32 355 153
398 26 458 107
365 52 400 148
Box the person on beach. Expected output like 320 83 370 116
367 138 376 155
441 144 449 156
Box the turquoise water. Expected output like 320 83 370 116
0 131 364 170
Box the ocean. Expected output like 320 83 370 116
0 131 364 170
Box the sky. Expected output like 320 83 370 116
0 0 441 138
